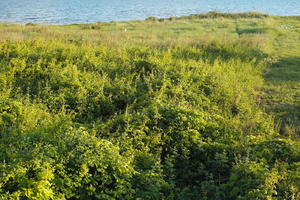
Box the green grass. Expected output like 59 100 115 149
0 12 299 200
262 17 300 136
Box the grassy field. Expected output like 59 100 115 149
0 12 299 199
1 13 298 135
262 17 300 136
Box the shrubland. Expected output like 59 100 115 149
0 12 299 199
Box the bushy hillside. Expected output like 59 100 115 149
0 13 299 199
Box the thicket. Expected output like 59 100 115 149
145 12 270 23
0 36 299 199
177 11 270 20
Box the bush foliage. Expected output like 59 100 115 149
0 15 300 200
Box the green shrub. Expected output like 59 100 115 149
0 17 299 199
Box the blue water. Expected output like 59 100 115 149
0 0 299 24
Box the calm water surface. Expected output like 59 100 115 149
0 0 299 24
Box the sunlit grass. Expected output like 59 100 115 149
0 12 299 199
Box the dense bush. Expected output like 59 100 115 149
0 35 299 199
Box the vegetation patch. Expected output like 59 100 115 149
0 13 299 199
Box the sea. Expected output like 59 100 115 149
0 0 299 24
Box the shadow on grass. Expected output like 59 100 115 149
264 56 300 136
265 57 300 83
272 104 300 136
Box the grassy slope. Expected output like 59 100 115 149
0 13 300 199
263 17 300 136
1 14 298 136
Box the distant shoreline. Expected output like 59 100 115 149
1 11 300 26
